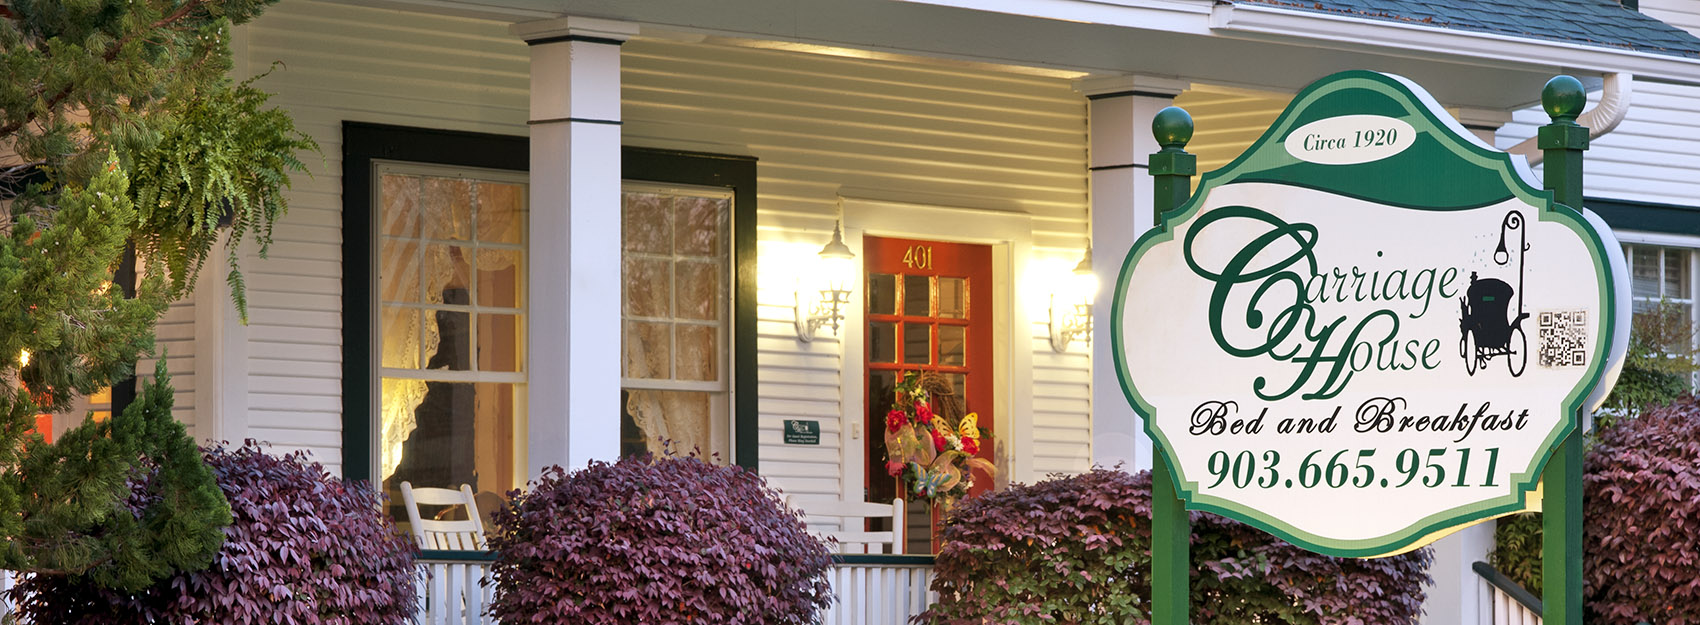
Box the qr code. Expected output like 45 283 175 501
1538 310 1588 367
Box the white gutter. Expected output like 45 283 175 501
1507 73 1634 167
1210 3 1700 87
895 0 1215 35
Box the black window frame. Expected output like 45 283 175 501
341 123 760 481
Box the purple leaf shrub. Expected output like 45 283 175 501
13 441 419 624
486 455 832 625
922 469 1431 625
1583 396 1700 624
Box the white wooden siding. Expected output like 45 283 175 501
1642 0 1700 34
137 296 196 433
1500 79 1700 208
1174 85 1291 176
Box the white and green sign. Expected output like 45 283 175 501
1113 71 1628 557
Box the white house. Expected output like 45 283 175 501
58 0 1700 622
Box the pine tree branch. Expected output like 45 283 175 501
0 1 215 138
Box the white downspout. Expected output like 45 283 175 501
1508 72 1633 166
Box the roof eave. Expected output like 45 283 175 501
1213 3 1700 87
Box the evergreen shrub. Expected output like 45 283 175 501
487 455 833 624
13 442 418 624
922 469 1431 625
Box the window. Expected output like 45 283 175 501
345 130 760 509
1622 243 1699 360
375 165 527 515
342 123 529 523
619 185 732 460
1623 244 1693 319
621 148 758 470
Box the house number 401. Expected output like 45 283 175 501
902 245 933 270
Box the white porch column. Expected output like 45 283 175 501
511 17 637 476
193 233 249 446
1418 106 1515 625
1077 75 1189 473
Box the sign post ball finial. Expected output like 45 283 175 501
1542 75 1586 122
1153 106 1194 150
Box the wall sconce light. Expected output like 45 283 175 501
795 221 857 342
1049 249 1098 352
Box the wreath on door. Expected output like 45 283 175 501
882 371 996 508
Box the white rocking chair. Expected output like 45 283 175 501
786 496 906 555
399 482 487 551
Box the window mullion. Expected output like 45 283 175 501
415 176 428 370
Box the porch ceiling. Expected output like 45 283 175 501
351 0 1700 109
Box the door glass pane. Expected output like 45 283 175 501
870 321 897 363
869 370 898 417
868 273 897 315
904 323 931 364
945 373 966 403
938 325 966 366
938 277 966 319
903 275 931 316
866 369 900 505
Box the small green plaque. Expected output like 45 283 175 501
783 420 820 445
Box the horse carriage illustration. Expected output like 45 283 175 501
1459 211 1529 377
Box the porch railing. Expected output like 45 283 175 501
1474 561 1542 625
417 550 498 625
0 553 940 622
411 552 937 625
823 554 937 625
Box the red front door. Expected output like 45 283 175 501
863 236 994 552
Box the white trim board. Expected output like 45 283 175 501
1613 229 1700 249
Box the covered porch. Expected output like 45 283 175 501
56 0 1700 623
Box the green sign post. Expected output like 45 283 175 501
1539 75 1589 625
1121 72 1626 625
1148 106 1197 625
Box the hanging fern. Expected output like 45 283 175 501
128 67 318 321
